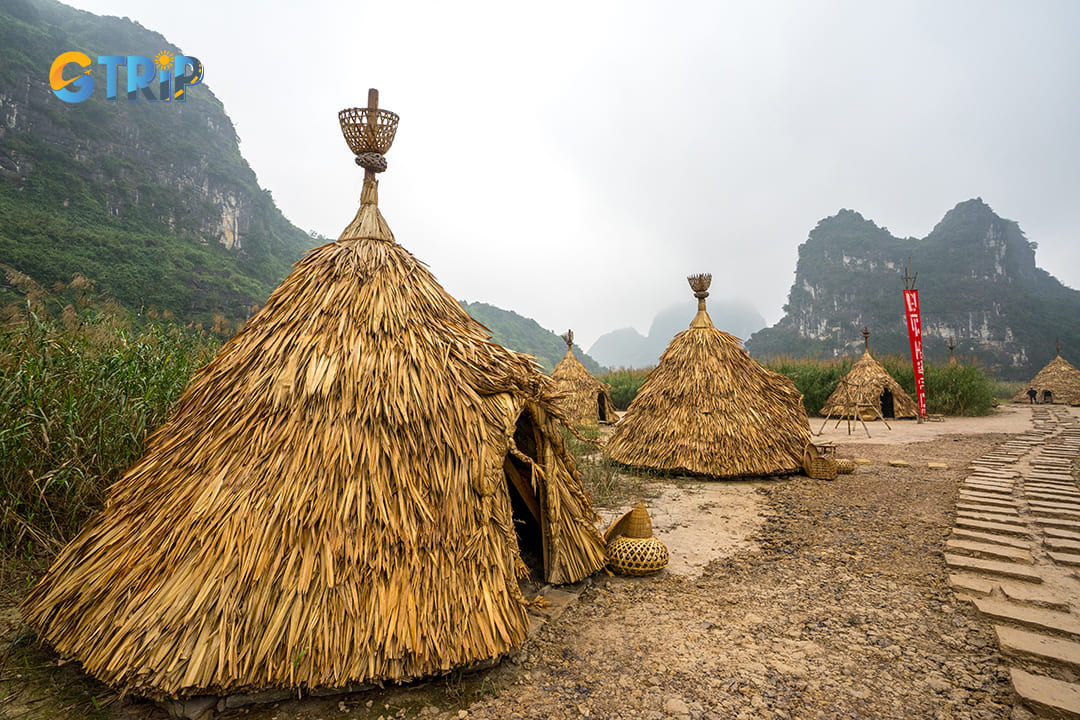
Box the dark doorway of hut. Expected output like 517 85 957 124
880 388 895 419
1043 390 1053 403
503 409 549 585
597 393 611 423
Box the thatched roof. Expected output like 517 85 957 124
1012 350 1080 404
551 330 618 426
603 274 811 478
819 342 918 420
22 99 606 700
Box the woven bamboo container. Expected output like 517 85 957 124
835 458 856 474
603 503 667 575
606 536 669 576
802 443 839 480
21 93 608 701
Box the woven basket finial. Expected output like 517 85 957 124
561 330 574 349
339 88 400 175
862 326 871 351
687 273 712 300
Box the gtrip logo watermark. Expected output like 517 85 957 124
49 51 203 104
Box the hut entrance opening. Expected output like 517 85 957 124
597 393 610 423
1043 389 1053 403
880 388 895 418
502 409 548 580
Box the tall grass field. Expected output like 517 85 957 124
1 304 217 585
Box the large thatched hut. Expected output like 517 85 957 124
820 328 918 420
22 93 607 700
551 330 618 426
1013 342 1080 405
604 274 811 478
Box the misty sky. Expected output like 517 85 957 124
62 0 1080 350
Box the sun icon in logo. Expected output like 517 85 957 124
153 50 174 74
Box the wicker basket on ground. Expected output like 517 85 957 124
603 502 669 576
835 458 856 474
803 442 838 480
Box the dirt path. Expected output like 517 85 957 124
2 404 1073 719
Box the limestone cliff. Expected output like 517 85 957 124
745 199 1080 379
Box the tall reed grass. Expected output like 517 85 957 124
599 366 654 410
596 354 997 418
875 355 996 416
0 306 217 565
761 356 854 416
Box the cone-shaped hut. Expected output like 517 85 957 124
551 329 618 426
604 274 811 478
820 328 918 420
22 91 607 700
1012 340 1080 405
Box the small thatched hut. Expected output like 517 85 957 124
604 273 811 478
820 328 918 420
1012 341 1080 405
22 92 607 701
551 330 618 426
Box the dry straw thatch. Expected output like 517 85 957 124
551 330 618 426
819 329 917 420
22 94 607 700
603 274 811 478
1012 344 1080 405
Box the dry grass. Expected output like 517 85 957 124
21 175 607 699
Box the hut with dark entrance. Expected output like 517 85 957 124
1012 340 1080 405
21 91 607 701
551 329 619 426
820 328 918 421
604 273 811 478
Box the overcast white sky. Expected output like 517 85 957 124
63 0 1080 350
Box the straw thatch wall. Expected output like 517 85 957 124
1012 354 1080 405
551 336 618 426
819 350 918 420
21 176 607 699
604 299 810 478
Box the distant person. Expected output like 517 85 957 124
1027 387 1037 404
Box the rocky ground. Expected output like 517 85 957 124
2 407 1070 720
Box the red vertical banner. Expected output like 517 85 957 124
903 289 927 418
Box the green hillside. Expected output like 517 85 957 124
460 301 605 375
0 0 312 333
